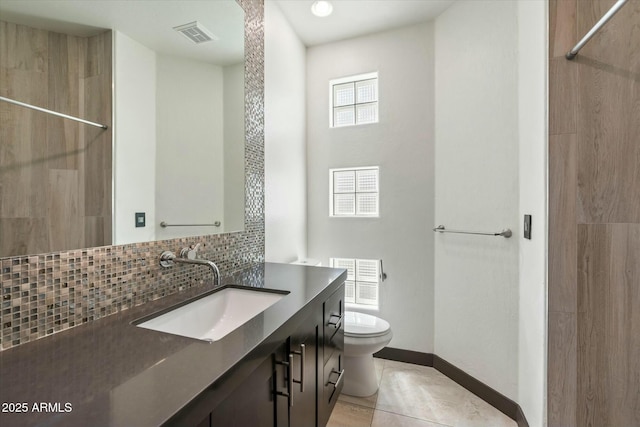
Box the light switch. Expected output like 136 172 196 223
524 215 531 240
135 212 146 228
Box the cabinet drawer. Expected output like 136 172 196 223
323 349 344 408
323 286 344 364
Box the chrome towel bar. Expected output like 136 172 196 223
433 225 512 239
566 0 629 60
160 221 221 228
0 96 109 129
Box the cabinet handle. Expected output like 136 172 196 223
300 344 305 392
288 354 294 406
328 368 345 390
275 355 294 407
291 343 305 392
327 313 342 329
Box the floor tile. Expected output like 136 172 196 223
375 361 461 424
371 410 452 427
327 401 374 427
375 360 516 427
330 359 516 427
454 395 516 427
338 391 378 409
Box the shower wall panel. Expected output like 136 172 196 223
548 0 640 426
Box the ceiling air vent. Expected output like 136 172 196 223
173 21 218 44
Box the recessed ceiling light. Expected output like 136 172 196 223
311 1 333 17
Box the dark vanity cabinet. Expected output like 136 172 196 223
207 317 318 427
178 283 345 427
205 318 318 427
208 355 276 427
281 284 345 427
319 287 345 427
274 311 318 427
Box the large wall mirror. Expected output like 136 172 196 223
0 0 245 257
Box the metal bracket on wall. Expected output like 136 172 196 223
433 225 512 239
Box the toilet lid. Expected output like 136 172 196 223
344 311 391 338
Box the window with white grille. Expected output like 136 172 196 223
330 167 379 217
330 72 378 128
330 258 380 308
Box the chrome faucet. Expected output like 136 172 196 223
159 244 221 287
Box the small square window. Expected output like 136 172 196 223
330 72 378 128
330 167 379 217
330 258 380 308
334 83 355 106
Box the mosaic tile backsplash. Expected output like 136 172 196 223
0 0 265 351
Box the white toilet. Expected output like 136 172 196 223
340 311 392 397
289 259 392 396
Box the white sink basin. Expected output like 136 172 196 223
136 287 287 342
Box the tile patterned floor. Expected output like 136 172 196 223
327 359 517 427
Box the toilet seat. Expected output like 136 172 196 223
344 311 391 338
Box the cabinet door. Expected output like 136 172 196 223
273 341 290 427
273 313 319 427
210 355 276 427
290 316 318 427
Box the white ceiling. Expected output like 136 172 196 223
0 0 456 64
0 0 244 66
273 0 455 46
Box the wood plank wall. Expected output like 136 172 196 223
548 0 640 426
0 21 112 257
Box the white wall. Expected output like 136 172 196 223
264 1 308 263
155 55 225 239
306 23 436 353
517 1 548 425
223 62 246 233
434 0 520 400
113 31 157 244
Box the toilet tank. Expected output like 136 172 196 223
290 259 322 266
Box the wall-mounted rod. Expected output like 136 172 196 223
160 221 221 228
433 225 512 238
566 0 629 60
0 96 108 129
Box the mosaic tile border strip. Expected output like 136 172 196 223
0 0 264 351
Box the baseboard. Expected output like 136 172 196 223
433 355 529 427
373 347 433 366
515 405 530 427
373 348 529 427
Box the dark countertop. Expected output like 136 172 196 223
0 262 347 427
